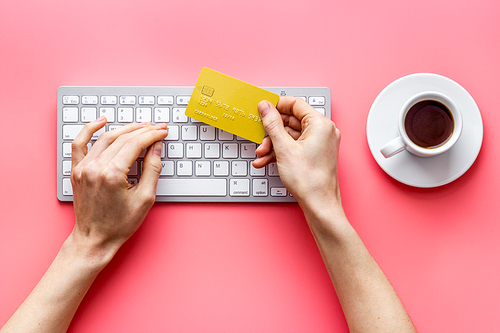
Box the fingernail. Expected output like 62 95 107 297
140 121 150 126
153 141 163 156
96 116 106 122
258 101 272 118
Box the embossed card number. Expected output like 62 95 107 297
185 67 279 144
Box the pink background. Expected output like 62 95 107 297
1 0 499 332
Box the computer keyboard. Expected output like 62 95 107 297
57 86 331 202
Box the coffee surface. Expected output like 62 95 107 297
404 100 454 148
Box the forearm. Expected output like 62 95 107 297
300 199 417 333
1 123 166 333
1 233 114 333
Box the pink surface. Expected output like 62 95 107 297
1 0 499 332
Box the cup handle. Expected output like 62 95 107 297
380 136 406 158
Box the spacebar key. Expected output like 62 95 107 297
156 179 227 196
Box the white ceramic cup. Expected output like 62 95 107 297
380 91 462 158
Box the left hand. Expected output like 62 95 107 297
70 118 169 258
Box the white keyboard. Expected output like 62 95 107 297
57 86 331 202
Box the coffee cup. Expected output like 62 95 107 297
380 91 462 158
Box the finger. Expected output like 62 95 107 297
252 151 276 169
255 136 273 157
106 125 169 173
72 116 107 167
255 124 300 161
258 100 294 150
83 122 150 163
90 123 168 171
284 126 301 140
281 113 302 132
277 96 321 122
134 141 163 202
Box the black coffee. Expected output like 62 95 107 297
404 100 454 149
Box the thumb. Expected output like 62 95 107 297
135 141 163 199
258 100 292 147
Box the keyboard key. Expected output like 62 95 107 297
108 124 123 131
253 179 268 196
176 96 190 105
168 143 183 158
118 107 134 122
241 143 256 158
205 143 220 158
164 125 179 140
160 161 174 176
62 178 73 195
200 126 216 140
218 129 233 141
158 96 174 105
91 127 105 140
271 187 287 197
308 96 325 106
82 96 98 104
222 143 238 158
181 126 197 140
173 108 188 123
214 161 229 176
100 107 115 122
139 96 155 105
63 142 72 157
81 107 97 122
268 163 279 176
63 107 78 122
177 161 193 176
101 96 117 105
120 96 136 105
156 179 226 196
250 164 265 176
160 142 166 158
63 125 84 140
63 96 79 104
231 161 247 176
230 179 250 196
128 161 138 176
186 143 202 158
62 161 71 175
136 107 152 122
314 108 326 115
155 108 169 122
195 161 210 176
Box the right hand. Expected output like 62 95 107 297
253 97 342 211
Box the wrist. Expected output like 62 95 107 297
297 192 349 240
63 230 119 273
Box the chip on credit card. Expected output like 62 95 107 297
184 67 280 144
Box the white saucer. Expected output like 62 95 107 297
366 73 483 187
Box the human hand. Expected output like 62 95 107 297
253 97 342 212
252 99 418 333
70 118 169 260
0 120 168 333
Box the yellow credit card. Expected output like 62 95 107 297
185 67 279 144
